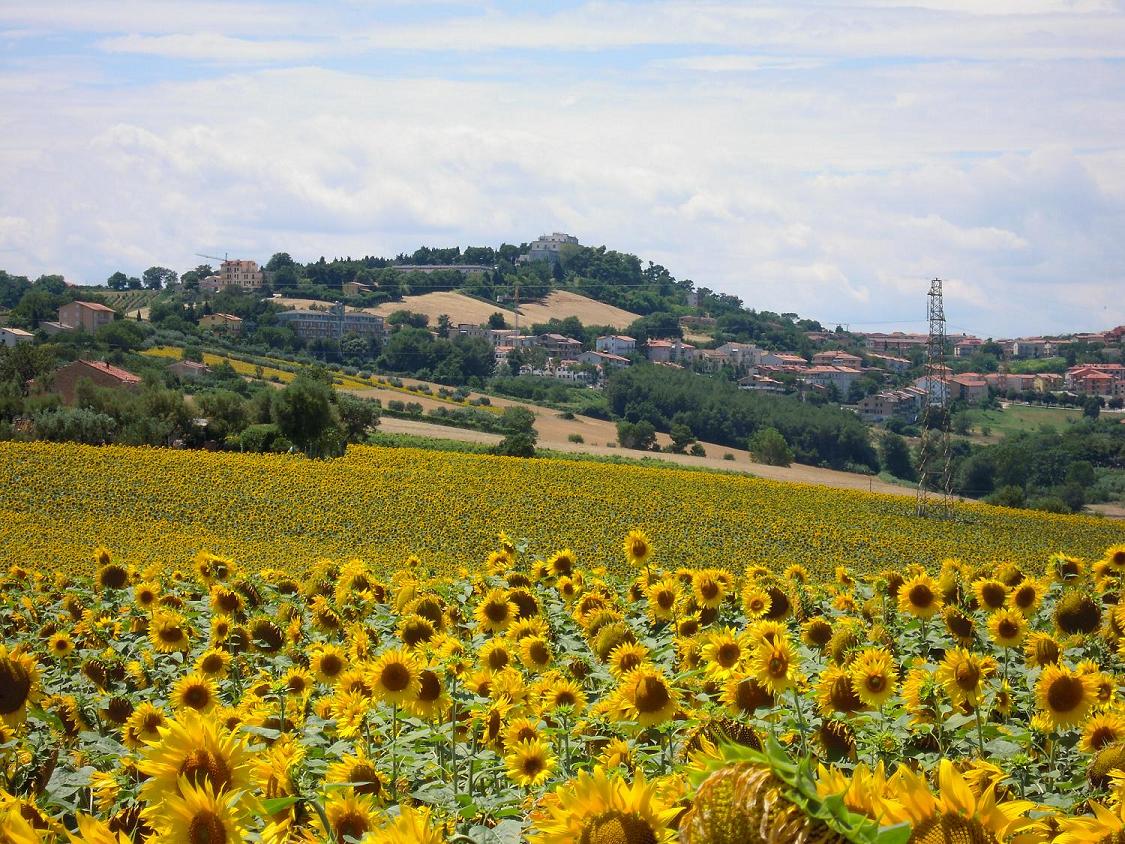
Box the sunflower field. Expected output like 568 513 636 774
0 441 1121 579
4 535 1125 842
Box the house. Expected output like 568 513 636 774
716 342 764 368
58 301 115 333
455 323 491 341
913 375 950 405
812 351 863 369
950 374 988 402
1011 338 1053 359
758 352 808 370
865 353 911 374
577 350 630 371
858 387 928 422
219 260 264 291
0 327 34 347
50 359 142 404
737 374 785 393
276 304 384 342
199 313 243 335
537 333 584 360
519 233 580 265
862 332 929 354
1067 364 1125 397
168 360 211 380
342 281 373 296
1034 373 1064 392
595 335 636 357
953 338 984 358
645 338 695 364
803 365 862 394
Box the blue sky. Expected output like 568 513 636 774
2 1 1124 336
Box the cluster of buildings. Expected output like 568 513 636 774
1066 363 1125 397
200 260 265 293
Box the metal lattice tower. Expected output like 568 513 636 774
916 278 954 518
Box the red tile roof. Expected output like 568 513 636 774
80 360 141 384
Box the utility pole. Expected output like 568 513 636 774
916 278 954 518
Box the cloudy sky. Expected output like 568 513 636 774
2 1 1124 336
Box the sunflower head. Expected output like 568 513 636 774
1036 663 1098 730
1054 589 1102 635
623 529 652 567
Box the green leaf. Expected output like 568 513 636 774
260 796 302 816
874 823 913 844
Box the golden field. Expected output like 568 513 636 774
0 441 1120 578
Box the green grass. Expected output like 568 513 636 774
963 404 1084 438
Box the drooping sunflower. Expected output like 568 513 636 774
987 608 1027 649
369 648 422 707
1036 663 1099 729
816 665 865 715
324 753 386 798
897 573 943 619
0 645 40 727
751 637 798 697
623 529 652 568
1054 589 1103 635
505 738 557 788
848 648 897 709
148 776 250 842
614 667 680 727
724 674 775 717
475 588 518 634
801 617 833 650
935 648 996 709
139 710 253 803
1025 631 1062 667
902 666 940 726
530 766 678 844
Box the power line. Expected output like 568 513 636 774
916 278 954 520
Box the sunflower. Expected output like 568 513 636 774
1008 577 1044 617
324 753 386 799
546 549 576 577
607 642 650 679
1081 711 1125 753
518 636 554 674
701 628 746 681
972 578 1008 611
646 578 679 622
1103 544 1125 574
940 605 975 648
369 648 422 706
195 648 231 679
987 608 1027 649
0 645 40 727
479 639 513 672
321 788 380 842
897 573 943 619
1036 664 1099 729
848 648 896 709
150 777 250 842
283 667 314 699
123 702 167 749
329 689 370 739
751 637 798 697
530 766 678 844
149 610 190 654
139 710 253 803
879 760 1038 843
691 569 726 610
614 668 679 727
475 588 518 634
47 632 74 660
801 617 833 650
366 804 447 844
397 613 436 648
171 673 219 714
539 678 587 714
97 563 130 591
1025 631 1062 667
724 674 775 717
935 648 996 709
505 738 557 788
1055 589 1102 635
623 529 652 567
816 665 865 715
411 669 447 721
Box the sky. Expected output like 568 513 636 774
2 1 1124 337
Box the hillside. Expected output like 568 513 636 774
0 441 1117 578
514 290 640 330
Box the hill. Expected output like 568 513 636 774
0 441 1117 578
515 290 639 330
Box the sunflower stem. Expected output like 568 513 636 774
391 703 399 794
790 684 808 756
974 705 985 756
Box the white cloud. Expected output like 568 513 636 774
98 33 324 62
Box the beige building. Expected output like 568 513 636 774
58 301 115 333
199 313 243 334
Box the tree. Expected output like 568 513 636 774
143 266 177 290
879 431 916 480
668 422 696 454
616 419 656 451
0 344 56 395
107 271 129 291
494 406 537 457
96 319 147 352
436 314 451 338
272 375 340 458
748 427 794 466
488 312 508 330
195 390 249 442
336 394 380 443
127 276 142 290
1083 396 1102 419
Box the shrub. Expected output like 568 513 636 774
748 427 794 467
568 433 584 444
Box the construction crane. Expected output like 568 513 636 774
195 252 228 265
